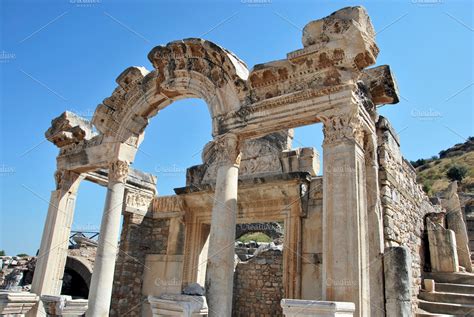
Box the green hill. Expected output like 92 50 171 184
412 137 474 195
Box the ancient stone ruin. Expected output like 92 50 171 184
1 6 473 317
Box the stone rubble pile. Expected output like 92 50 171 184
0 256 35 292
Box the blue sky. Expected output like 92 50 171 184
1 0 472 255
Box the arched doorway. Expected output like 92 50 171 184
61 256 92 299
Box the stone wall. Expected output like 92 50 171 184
110 214 170 317
377 116 443 313
232 248 284 317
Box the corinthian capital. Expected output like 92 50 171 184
322 113 365 147
213 133 242 167
109 160 129 183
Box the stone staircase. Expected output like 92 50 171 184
417 272 474 316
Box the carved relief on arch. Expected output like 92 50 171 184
147 39 250 111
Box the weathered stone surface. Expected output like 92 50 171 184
111 215 170 316
41 295 88 316
280 147 320 176
45 111 96 148
182 283 205 296
384 246 412 317
281 299 355 317
441 182 472 272
301 6 378 69
233 249 283 317
377 115 444 314
0 291 38 316
186 130 296 187
148 294 207 316
426 214 459 273
360 65 399 105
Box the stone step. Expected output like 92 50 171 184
419 291 474 305
418 300 474 316
416 312 456 317
416 309 456 317
436 282 474 295
424 272 474 285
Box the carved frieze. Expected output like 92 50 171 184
125 190 153 210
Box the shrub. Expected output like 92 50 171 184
446 165 468 182
411 158 427 168
422 181 432 195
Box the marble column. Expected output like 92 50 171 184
322 112 371 316
205 133 241 317
28 171 82 317
87 161 129 317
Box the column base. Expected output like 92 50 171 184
281 299 355 317
41 295 88 316
0 291 39 316
148 294 208 316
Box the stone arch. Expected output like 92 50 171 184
91 38 250 154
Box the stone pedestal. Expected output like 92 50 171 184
281 299 355 316
148 294 208 316
204 134 241 317
29 171 82 316
41 295 88 316
322 113 371 316
87 161 128 317
0 291 39 316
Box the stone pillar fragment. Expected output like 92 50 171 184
383 246 412 317
426 215 459 273
205 133 241 317
321 111 371 316
442 182 472 272
29 171 82 317
87 161 129 317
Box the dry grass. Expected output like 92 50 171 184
416 151 474 195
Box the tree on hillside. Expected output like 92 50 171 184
0 250 5 256
446 165 468 182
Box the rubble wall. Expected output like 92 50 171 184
377 116 442 313
232 249 284 317
110 214 170 317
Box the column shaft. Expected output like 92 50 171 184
322 114 371 316
205 134 240 317
87 161 128 317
